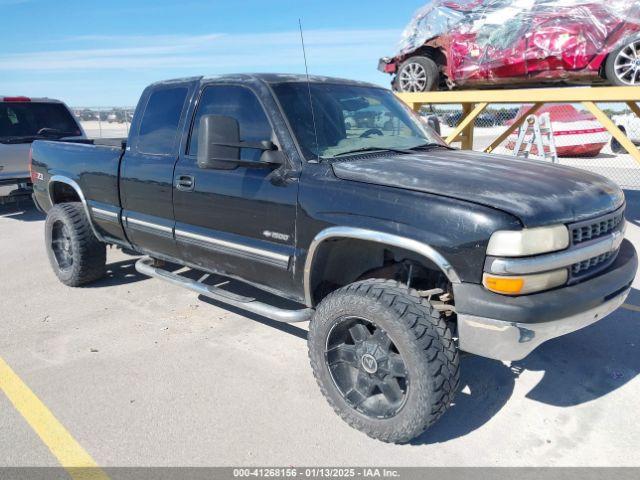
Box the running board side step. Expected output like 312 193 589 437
135 257 314 324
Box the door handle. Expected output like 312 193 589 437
176 175 195 192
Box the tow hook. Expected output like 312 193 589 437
418 288 456 316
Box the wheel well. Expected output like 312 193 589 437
599 56 609 80
50 181 81 204
308 238 452 306
412 46 446 67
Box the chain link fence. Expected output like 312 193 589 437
423 102 640 190
71 107 135 140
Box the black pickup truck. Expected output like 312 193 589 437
31 74 637 443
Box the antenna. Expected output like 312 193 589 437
298 19 320 162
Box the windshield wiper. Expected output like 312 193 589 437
331 142 452 159
36 128 78 138
0 131 77 144
332 146 414 158
409 142 453 151
0 135 38 144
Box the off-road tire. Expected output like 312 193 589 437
395 56 440 92
308 279 459 443
45 202 106 286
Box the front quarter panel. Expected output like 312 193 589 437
294 162 521 298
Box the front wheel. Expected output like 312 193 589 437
45 203 106 286
395 56 440 93
605 38 640 86
308 279 459 443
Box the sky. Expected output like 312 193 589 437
0 0 427 106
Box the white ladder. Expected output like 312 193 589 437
512 113 558 163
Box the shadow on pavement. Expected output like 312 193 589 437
198 295 308 341
588 153 617 159
87 259 196 288
92 259 309 339
88 259 148 288
513 294 639 408
0 198 44 222
194 268 309 340
414 287 640 445
411 354 517 445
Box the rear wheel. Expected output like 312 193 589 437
308 279 459 443
606 38 640 86
395 56 440 93
45 203 106 286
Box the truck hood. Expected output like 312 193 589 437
331 150 625 227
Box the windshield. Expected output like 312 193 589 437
0 102 81 143
272 83 445 160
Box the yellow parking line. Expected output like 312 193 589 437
622 303 640 313
0 356 109 480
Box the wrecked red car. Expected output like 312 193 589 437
379 0 640 92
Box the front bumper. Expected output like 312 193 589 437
454 239 637 361
378 57 396 74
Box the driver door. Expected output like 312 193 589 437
172 84 299 295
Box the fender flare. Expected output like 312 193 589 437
48 175 104 241
303 226 461 307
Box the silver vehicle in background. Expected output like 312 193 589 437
1 96 85 203
611 112 640 154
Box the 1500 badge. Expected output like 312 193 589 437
263 230 290 242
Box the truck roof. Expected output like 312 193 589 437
151 73 383 89
1 96 65 103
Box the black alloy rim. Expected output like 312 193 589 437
51 220 74 271
325 317 409 419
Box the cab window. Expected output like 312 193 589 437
137 87 188 155
189 86 272 161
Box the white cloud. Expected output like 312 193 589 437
0 29 399 72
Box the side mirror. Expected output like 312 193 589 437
197 114 284 170
197 115 241 170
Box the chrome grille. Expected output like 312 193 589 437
567 207 625 282
571 209 624 245
571 250 617 277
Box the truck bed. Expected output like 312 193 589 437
31 139 125 234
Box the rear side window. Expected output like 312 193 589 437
137 87 188 155
189 86 272 161
0 102 81 139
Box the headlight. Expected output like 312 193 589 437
486 225 569 257
483 269 568 296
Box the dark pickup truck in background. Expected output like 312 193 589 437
30 74 637 443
